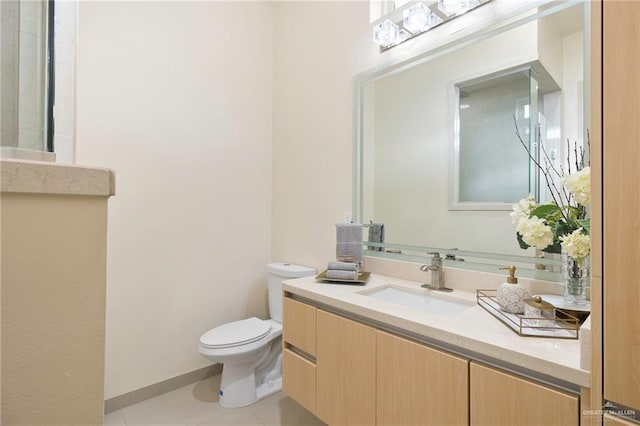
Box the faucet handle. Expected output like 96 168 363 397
428 251 441 259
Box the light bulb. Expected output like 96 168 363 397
373 19 400 48
438 0 480 17
403 2 442 34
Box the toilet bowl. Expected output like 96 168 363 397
199 318 283 408
198 263 315 408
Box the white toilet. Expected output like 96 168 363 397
198 262 315 408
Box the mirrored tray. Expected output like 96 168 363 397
316 270 371 285
477 290 580 340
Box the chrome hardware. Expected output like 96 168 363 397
420 253 453 292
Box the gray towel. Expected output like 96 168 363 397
336 242 363 264
328 261 359 271
367 223 385 252
326 269 358 280
336 223 363 243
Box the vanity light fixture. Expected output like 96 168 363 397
438 0 480 17
403 2 442 34
373 0 487 51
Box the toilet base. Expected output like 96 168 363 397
218 338 283 408
219 367 283 408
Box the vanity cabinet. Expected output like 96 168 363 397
470 363 579 426
377 330 468 426
283 296 580 426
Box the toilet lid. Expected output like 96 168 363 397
200 317 271 349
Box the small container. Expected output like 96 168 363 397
524 296 556 327
496 265 529 314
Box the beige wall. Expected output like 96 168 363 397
1 193 108 425
75 1 273 399
271 1 378 270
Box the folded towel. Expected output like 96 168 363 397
326 269 358 280
336 242 363 264
367 223 385 252
328 261 359 271
336 223 363 244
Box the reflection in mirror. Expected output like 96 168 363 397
453 61 560 209
356 2 587 279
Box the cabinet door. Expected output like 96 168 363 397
316 310 376 426
602 0 640 411
470 363 579 426
377 331 468 426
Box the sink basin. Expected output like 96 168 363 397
358 285 474 316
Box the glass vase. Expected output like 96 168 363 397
562 251 589 305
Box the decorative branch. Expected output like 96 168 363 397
513 117 570 223
540 143 562 179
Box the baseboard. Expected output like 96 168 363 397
104 364 222 413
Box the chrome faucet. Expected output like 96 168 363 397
420 253 453 292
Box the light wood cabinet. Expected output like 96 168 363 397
283 297 317 356
604 413 638 426
376 330 468 426
470 363 579 426
316 310 377 426
282 297 318 416
283 297 581 426
602 0 640 412
282 348 316 414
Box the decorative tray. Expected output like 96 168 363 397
316 270 371 285
476 290 580 340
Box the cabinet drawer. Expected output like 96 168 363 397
282 348 316 414
470 362 579 426
283 297 316 356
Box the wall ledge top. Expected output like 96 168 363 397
1 158 116 197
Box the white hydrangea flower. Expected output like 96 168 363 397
562 167 591 206
561 228 590 262
519 216 554 250
510 195 537 226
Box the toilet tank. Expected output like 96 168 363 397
266 262 315 323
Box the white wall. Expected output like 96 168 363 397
271 1 378 270
75 1 273 399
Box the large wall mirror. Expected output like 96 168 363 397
354 1 588 280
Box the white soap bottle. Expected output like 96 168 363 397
496 265 529 314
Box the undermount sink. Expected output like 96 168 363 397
358 285 474 316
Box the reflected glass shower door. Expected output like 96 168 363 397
457 67 533 205
1 0 54 152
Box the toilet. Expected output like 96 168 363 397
198 262 315 408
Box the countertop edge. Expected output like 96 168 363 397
1 158 116 197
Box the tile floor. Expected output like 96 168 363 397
104 375 325 426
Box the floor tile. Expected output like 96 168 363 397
247 392 325 426
112 373 324 426
198 407 264 425
121 375 225 425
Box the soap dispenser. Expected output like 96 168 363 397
496 265 529 314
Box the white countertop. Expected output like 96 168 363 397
283 273 590 388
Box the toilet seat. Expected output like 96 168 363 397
200 317 271 349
